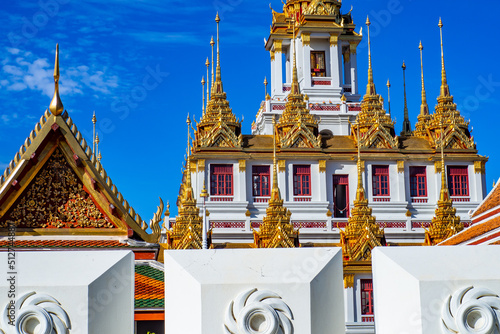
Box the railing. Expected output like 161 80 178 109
332 222 348 229
294 197 312 202
293 221 327 229
310 104 340 111
312 79 331 86
254 197 270 203
378 222 406 228
361 316 374 323
210 197 233 202
348 104 362 111
282 85 291 92
411 197 428 203
272 104 285 110
210 221 245 229
452 197 470 202
412 222 432 229
251 221 262 229
373 197 390 202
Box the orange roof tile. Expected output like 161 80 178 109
472 182 500 218
135 265 164 308
440 217 500 245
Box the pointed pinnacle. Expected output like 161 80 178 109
419 40 423 51
366 16 371 26
215 12 220 23
49 43 64 116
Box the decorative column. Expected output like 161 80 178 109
237 160 247 202
272 40 283 96
330 34 341 89
349 41 358 95
301 33 312 89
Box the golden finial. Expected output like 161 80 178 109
419 41 429 115
200 178 209 198
97 152 102 162
165 201 170 216
92 111 97 156
365 16 376 96
271 115 280 198
356 126 364 196
205 57 210 101
438 18 450 97
49 43 64 116
201 76 206 116
186 114 192 186
341 93 347 102
264 77 268 98
401 61 411 136
386 79 391 115
210 36 215 86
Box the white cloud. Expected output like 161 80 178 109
1 47 120 97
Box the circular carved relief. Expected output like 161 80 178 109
224 288 293 334
441 286 500 334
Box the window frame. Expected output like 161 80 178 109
372 165 390 197
293 165 311 196
333 174 349 218
448 166 469 197
252 165 270 197
360 279 374 316
409 166 427 198
210 164 233 196
310 51 326 77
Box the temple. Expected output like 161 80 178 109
165 2 487 331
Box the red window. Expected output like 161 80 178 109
333 175 349 218
448 166 469 196
361 279 374 316
210 164 233 196
372 165 389 196
293 165 311 196
410 167 427 197
252 166 270 197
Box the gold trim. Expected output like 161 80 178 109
474 161 485 174
319 160 326 173
278 160 286 172
397 160 404 173
344 273 355 288
349 41 358 54
270 50 275 61
434 160 442 174
301 33 311 46
197 159 205 172
329 34 338 47
274 39 283 53
238 159 246 172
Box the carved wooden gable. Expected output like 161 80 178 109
1 148 115 229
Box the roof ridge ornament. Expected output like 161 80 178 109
400 61 412 136
49 44 64 116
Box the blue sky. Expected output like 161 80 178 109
0 0 499 220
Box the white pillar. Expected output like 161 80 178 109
237 161 247 202
301 36 312 89
272 40 283 96
350 43 358 95
330 35 341 88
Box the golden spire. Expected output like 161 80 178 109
290 15 300 96
365 17 376 96
92 111 97 156
401 61 412 136
186 114 192 188
438 18 450 98
211 12 223 96
253 115 298 248
386 79 391 116
210 36 215 87
205 57 210 102
201 76 206 116
355 129 365 202
271 115 279 200
264 77 268 97
419 41 429 115
424 123 463 245
49 44 64 116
